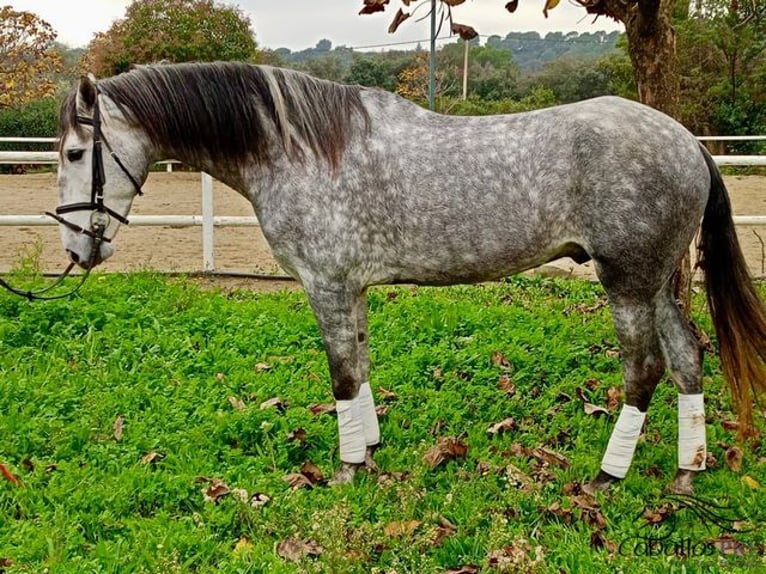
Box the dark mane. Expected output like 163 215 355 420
60 62 370 170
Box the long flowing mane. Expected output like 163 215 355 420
60 62 370 169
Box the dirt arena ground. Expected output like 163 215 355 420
0 171 765 284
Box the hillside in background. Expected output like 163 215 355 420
271 31 621 72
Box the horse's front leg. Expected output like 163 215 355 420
305 283 380 484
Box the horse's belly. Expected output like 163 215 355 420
390 233 582 286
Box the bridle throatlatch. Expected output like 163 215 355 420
0 82 143 301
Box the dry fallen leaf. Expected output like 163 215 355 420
378 386 397 401
451 22 478 41
283 460 325 489
277 537 324 561
575 387 609 417
376 405 389 417
590 530 618 553
545 500 573 524
721 420 740 432
584 402 609 417
202 480 231 503
431 516 458 546
388 7 410 33
444 565 479 574
300 461 324 484
215 372 225 381
423 436 469 468
255 362 272 372
140 451 164 465
491 350 512 371
283 473 314 490
710 535 747 556
260 397 286 412
308 403 336 416
642 502 676 525
725 446 744 472
358 0 389 15
384 519 421 538
487 417 517 435
606 387 622 411
528 446 571 470
228 396 246 411
287 428 308 443
498 374 516 396
113 415 125 441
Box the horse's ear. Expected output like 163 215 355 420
76 74 98 113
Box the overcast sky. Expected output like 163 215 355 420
9 0 623 52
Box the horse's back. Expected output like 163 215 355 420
357 94 709 286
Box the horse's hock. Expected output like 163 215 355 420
1 171 766 279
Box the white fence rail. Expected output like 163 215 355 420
1 136 765 271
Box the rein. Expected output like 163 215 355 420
0 83 143 301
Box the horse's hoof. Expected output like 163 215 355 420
583 470 620 495
364 445 379 473
666 469 695 495
329 462 359 485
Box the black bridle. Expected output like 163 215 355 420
0 83 143 301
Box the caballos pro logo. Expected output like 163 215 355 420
619 493 764 564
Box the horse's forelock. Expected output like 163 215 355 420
57 90 87 154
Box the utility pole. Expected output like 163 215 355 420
462 38 469 99
428 0 436 111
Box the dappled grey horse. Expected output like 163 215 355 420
55 62 766 491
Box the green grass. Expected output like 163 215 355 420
0 273 765 573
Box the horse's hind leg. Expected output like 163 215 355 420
586 295 665 493
304 282 380 484
354 290 381 469
655 286 706 495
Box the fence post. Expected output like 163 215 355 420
201 172 214 271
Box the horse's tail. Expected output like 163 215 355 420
699 143 766 437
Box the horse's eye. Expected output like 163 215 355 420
66 149 85 162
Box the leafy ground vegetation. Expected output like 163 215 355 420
0 273 765 573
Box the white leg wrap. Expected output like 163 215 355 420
357 382 380 446
337 398 366 464
678 393 706 471
601 405 646 479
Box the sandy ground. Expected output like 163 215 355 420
0 171 764 284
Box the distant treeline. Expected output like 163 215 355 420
269 31 621 72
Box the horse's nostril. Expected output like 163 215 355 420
66 250 80 264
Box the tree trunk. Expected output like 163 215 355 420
623 0 693 314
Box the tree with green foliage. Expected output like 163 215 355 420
676 0 765 150
523 52 635 103
82 0 258 77
437 43 521 100
345 53 415 92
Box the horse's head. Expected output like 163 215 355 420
56 75 149 268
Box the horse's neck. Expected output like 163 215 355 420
151 145 249 197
